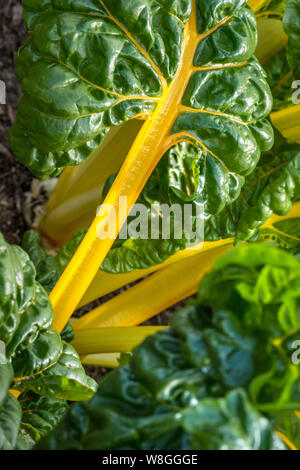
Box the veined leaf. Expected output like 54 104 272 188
10 0 272 187
38 388 283 450
259 217 300 253
0 233 96 402
14 342 97 401
17 391 68 449
38 244 298 450
87 129 299 271
27 1 274 331
204 129 300 243
0 393 22 450
258 0 300 112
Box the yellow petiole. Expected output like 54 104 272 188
271 105 300 143
256 17 288 64
41 120 143 244
74 244 232 330
72 326 165 356
248 0 270 13
79 239 233 308
80 353 120 368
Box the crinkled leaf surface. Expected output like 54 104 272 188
0 232 96 448
38 388 283 450
10 0 272 183
0 392 22 450
38 244 299 450
258 217 300 254
0 350 22 450
275 411 300 449
14 342 97 400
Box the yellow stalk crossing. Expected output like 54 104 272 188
42 120 143 243
74 244 232 330
80 353 120 368
72 326 165 355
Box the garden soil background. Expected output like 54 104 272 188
0 0 185 381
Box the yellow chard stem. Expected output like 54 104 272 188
80 353 120 368
9 389 21 399
41 120 143 244
50 6 208 333
271 105 300 143
74 244 233 330
72 326 165 356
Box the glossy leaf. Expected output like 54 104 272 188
14 342 97 401
38 244 299 450
10 0 272 182
0 350 22 450
22 129 300 273
17 391 68 449
284 0 300 80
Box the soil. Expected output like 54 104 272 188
0 0 31 245
0 1 188 382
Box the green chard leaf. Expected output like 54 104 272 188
274 411 300 449
37 244 300 450
0 349 22 450
0 393 22 450
10 0 272 182
22 230 61 294
17 391 69 449
204 129 300 243
23 128 299 274
0 232 96 401
94 128 299 271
